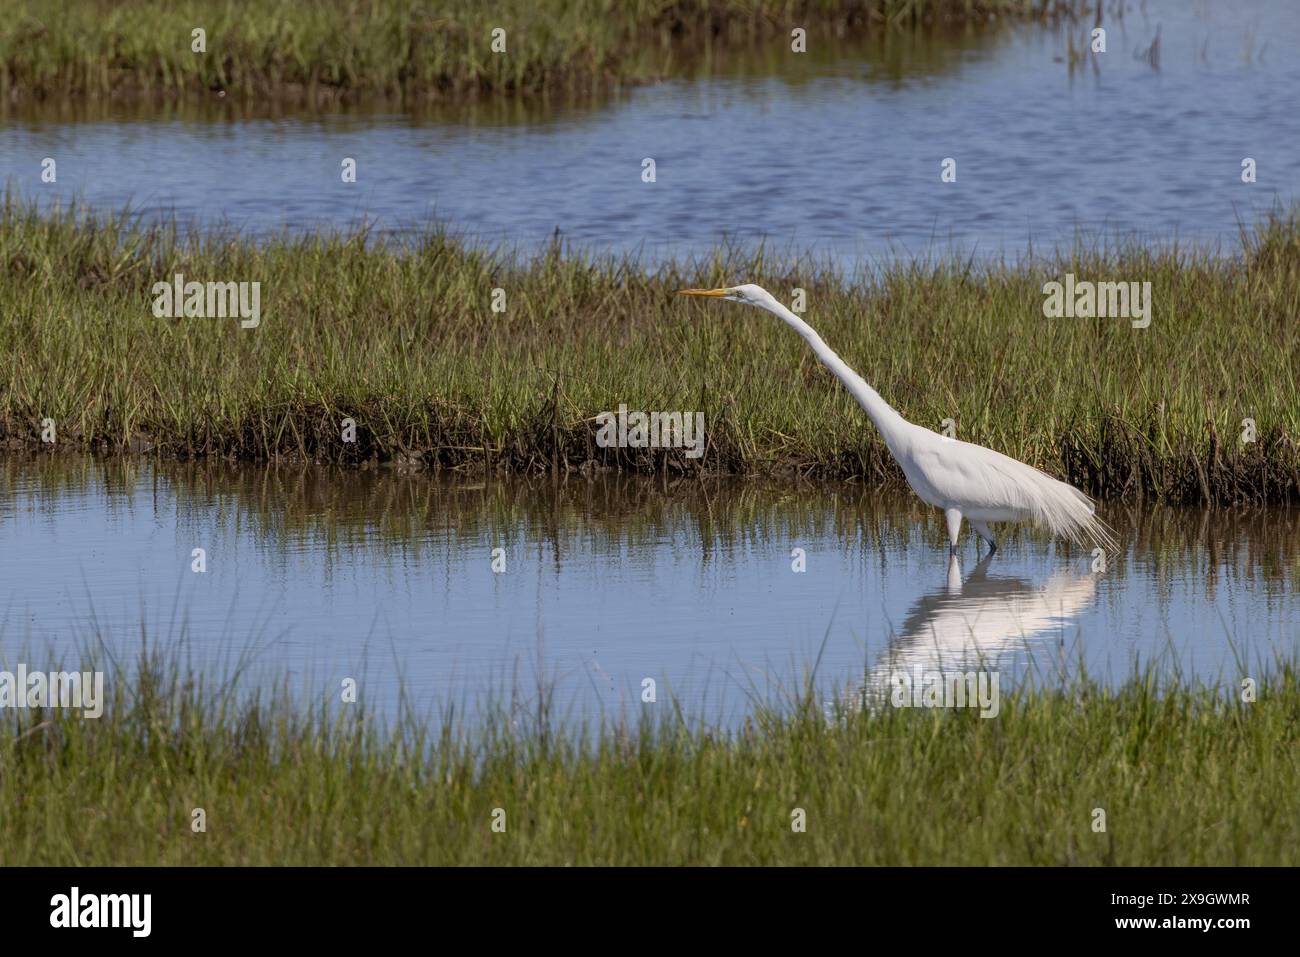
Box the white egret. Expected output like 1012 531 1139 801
678 284 1114 555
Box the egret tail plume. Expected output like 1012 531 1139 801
965 442 1116 553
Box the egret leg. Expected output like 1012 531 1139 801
970 550 996 580
943 507 963 554
971 520 998 556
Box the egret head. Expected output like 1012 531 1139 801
677 283 777 311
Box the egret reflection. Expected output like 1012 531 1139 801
852 553 1099 712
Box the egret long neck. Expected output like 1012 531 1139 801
768 300 910 448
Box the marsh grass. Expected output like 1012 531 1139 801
2 644 1297 865
3 199 1299 504
0 0 1089 103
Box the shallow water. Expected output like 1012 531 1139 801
2 457 1296 726
2 0 1298 267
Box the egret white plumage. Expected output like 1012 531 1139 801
678 283 1114 556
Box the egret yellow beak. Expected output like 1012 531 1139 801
676 287 730 297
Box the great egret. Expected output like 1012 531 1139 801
678 284 1114 555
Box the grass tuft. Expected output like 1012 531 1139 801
4 200 1299 503
2 645 1297 865
0 0 1094 102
